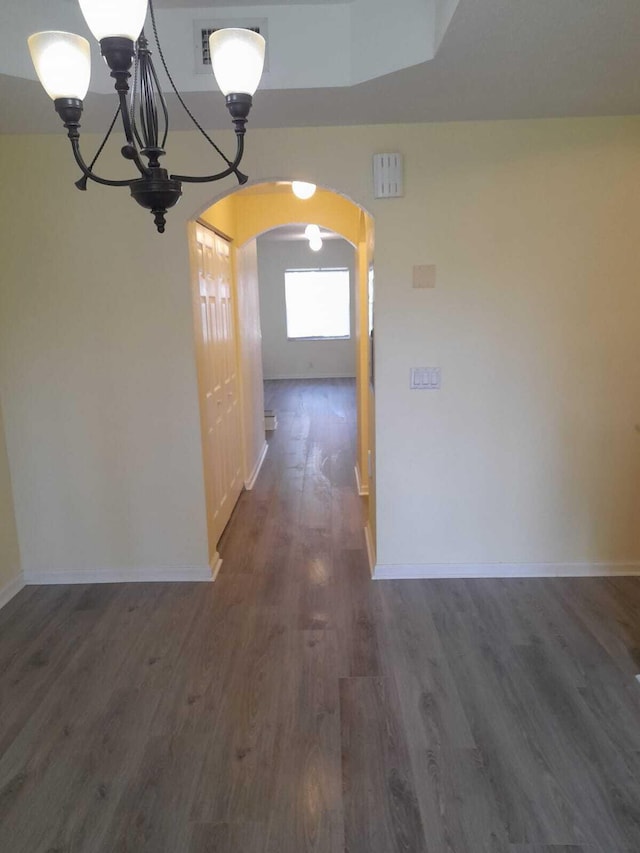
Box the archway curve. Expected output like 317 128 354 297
239 221 357 250
187 178 377 573
189 176 373 234
192 178 374 254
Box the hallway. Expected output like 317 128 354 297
1 380 640 851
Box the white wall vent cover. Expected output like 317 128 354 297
194 19 269 75
373 153 404 198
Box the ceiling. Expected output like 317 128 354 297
156 0 350 5
258 224 344 242
49 0 352 9
1 0 639 134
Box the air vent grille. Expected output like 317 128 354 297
199 25 262 66
372 153 404 199
194 19 268 74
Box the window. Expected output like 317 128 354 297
284 268 351 340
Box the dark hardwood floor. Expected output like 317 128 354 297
1 378 640 852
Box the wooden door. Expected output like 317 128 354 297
190 222 243 562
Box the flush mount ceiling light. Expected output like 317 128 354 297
304 223 322 251
304 223 321 240
292 181 316 200
28 0 265 233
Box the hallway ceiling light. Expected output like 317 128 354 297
309 236 323 252
292 181 317 200
304 224 321 240
27 0 265 234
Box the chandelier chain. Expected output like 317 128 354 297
88 107 120 173
148 0 233 167
130 48 140 143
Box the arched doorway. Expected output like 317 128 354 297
187 181 376 576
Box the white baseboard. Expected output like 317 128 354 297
264 372 356 381
364 523 376 578
372 561 640 580
0 573 25 610
354 464 369 497
24 565 214 585
244 441 268 490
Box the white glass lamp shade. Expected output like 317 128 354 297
304 224 321 240
78 0 148 41
209 28 266 96
28 32 91 101
293 181 316 200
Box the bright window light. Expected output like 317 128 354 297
285 268 350 340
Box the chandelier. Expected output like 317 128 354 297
27 0 266 233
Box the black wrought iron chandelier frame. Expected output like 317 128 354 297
54 0 253 233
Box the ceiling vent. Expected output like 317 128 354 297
194 19 268 75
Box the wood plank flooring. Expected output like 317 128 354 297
1 378 640 852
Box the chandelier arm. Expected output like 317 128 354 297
130 48 143 151
137 58 155 150
146 49 170 150
70 138 135 188
170 135 246 184
116 89 151 178
148 0 234 167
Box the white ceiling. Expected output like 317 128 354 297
156 0 350 5
157 0 350 5
2 0 440 94
1 0 639 134
259 224 344 242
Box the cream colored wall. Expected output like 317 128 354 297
0 400 21 592
235 239 267 481
372 119 640 566
256 236 357 380
0 135 210 578
1 117 639 577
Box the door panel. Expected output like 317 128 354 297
190 223 244 562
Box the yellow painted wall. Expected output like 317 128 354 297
202 188 362 248
1 117 639 577
0 400 21 596
200 192 236 240
355 208 375 499
203 184 372 493
235 239 267 483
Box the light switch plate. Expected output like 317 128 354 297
413 264 436 289
410 367 441 390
